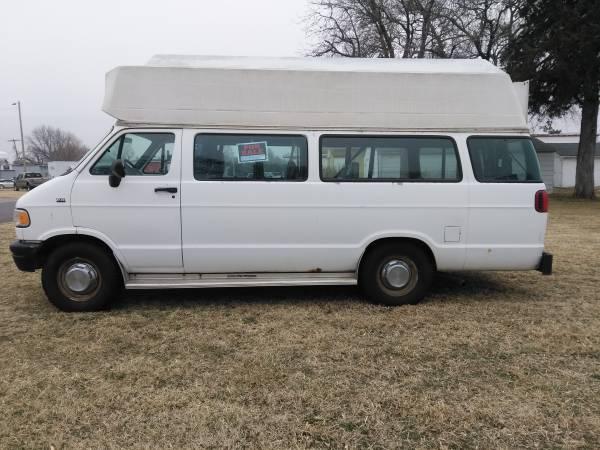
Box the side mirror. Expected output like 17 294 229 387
108 159 125 188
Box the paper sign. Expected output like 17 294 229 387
237 142 268 163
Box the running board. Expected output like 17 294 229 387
125 272 357 289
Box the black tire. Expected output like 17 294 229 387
42 242 121 312
359 242 434 306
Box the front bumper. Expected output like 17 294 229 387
10 240 43 272
537 251 553 275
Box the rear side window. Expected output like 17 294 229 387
194 134 308 181
320 136 461 182
468 137 542 182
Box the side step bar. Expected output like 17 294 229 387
125 272 357 289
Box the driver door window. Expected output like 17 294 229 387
90 132 175 175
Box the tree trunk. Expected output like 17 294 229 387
574 92 599 199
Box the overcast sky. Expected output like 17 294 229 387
0 0 310 161
0 0 587 162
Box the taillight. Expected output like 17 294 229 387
535 190 548 213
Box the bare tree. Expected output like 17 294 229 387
306 0 522 63
440 0 522 64
307 0 394 57
26 125 88 164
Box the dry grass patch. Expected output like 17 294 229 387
0 190 24 199
0 198 599 448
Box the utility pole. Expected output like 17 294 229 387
11 101 27 173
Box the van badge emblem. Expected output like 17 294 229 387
56 198 66 203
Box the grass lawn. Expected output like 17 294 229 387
0 196 599 448
0 190 24 199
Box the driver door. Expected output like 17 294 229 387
71 129 183 272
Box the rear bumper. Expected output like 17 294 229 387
9 240 43 272
537 251 553 275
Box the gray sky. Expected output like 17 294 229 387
0 0 310 160
0 0 588 162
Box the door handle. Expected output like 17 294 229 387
154 187 178 194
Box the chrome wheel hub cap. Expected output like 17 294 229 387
64 262 98 294
381 260 411 289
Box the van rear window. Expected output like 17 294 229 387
467 137 542 183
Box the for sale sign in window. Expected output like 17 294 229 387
237 142 268 163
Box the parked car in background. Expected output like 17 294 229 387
14 172 48 191
0 179 15 189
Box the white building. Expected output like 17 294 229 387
48 161 76 178
533 134 600 192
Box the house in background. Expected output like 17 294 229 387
1 161 77 180
9 163 48 178
533 134 600 192
48 161 76 178
0 158 14 181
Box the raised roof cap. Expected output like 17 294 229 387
103 55 528 132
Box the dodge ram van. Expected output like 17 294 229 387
10 56 552 311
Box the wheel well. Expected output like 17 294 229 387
359 237 437 271
39 234 117 267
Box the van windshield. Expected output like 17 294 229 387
68 126 115 174
467 137 542 183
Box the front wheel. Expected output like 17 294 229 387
42 242 121 311
359 242 434 306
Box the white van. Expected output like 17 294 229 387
10 56 552 311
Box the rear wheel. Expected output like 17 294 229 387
359 242 434 306
42 242 121 311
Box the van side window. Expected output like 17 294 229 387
90 133 175 176
467 137 542 182
194 134 308 181
320 136 461 182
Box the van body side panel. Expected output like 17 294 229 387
459 134 548 270
464 183 547 270
180 130 468 273
70 128 183 272
13 172 78 242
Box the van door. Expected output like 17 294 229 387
71 129 183 272
180 130 313 273
464 135 548 270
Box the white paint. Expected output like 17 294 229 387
444 226 462 243
16 127 548 281
512 81 529 120
70 129 183 272
147 54 503 73
104 57 528 132
558 157 600 187
13 59 550 289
